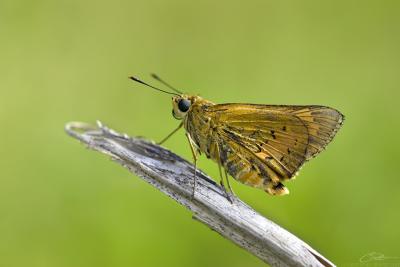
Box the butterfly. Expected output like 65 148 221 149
130 74 344 199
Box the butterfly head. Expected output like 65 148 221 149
172 95 198 120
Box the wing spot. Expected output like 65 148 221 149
265 156 273 161
287 148 291 154
280 156 284 161
254 144 262 153
270 130 276 139
274 183 284 190
282 126 287 131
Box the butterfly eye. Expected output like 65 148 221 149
178 99 191 112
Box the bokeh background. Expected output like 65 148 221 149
1 0 399 266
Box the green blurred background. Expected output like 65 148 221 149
1 0 399 266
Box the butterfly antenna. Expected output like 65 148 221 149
129 76 180 96
151 73 183 94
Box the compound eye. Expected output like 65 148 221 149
178 99 191 112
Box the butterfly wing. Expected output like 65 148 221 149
206 104 344 195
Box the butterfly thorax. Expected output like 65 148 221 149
179 96 215 152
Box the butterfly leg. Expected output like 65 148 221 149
158 122 183 145
224 168 236 198
215 142 233 203
185 133 198 199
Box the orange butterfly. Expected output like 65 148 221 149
130 75 344 199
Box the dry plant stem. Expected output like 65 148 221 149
65 121 335 267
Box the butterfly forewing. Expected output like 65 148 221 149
186 103 344 195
